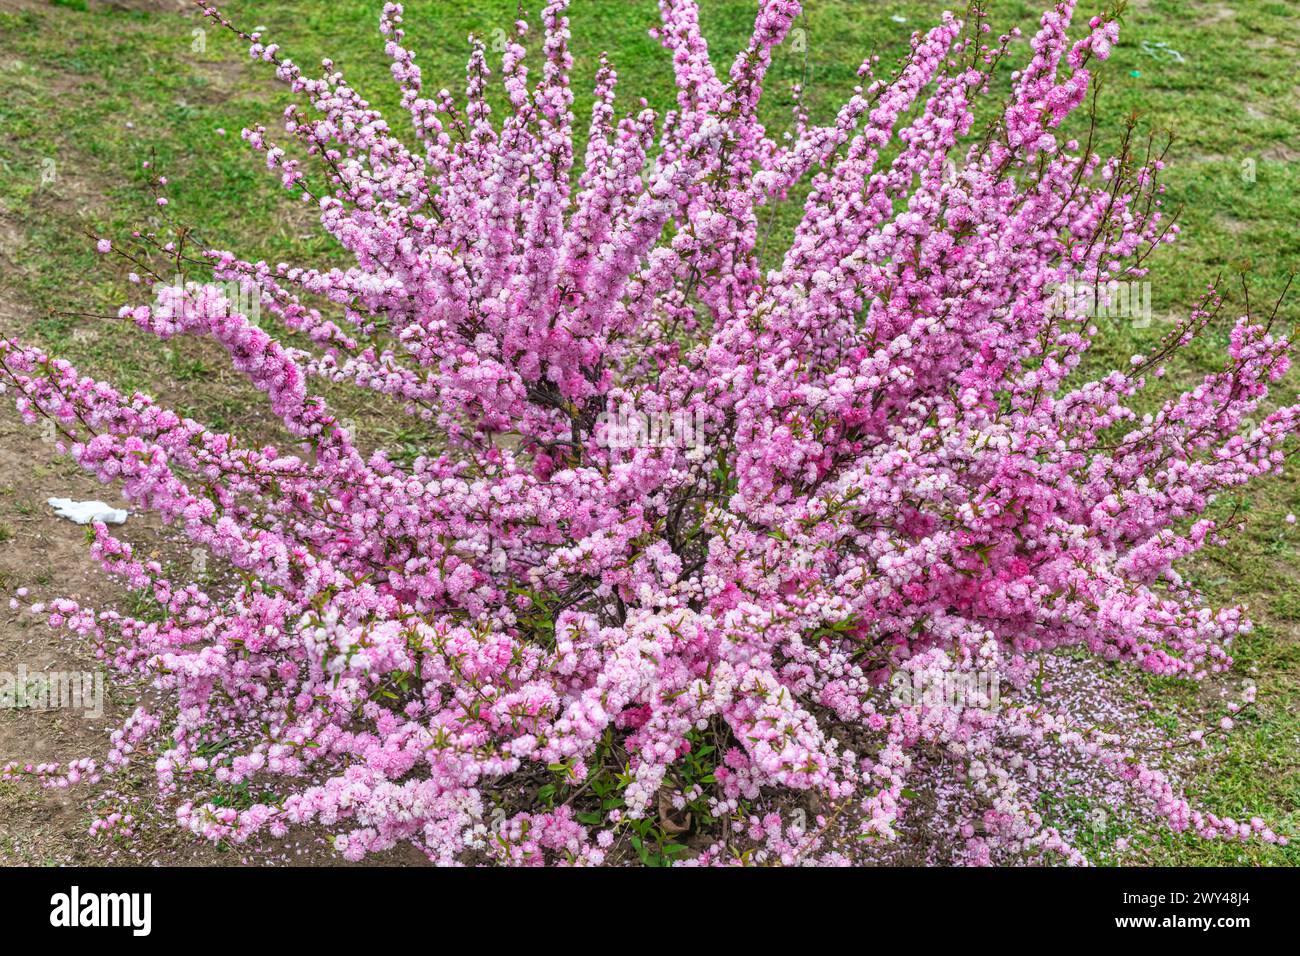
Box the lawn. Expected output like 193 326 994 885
0 0 1296 864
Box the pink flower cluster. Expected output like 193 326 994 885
1 0 1292 864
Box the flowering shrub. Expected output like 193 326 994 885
1 0 1294 865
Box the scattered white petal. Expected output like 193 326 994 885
47 498 129 525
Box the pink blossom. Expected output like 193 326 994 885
0 0 1288 865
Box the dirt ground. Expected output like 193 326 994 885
0 418 425 864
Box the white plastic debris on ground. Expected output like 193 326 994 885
47 498 129 525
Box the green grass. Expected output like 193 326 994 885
0 0 1296 864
